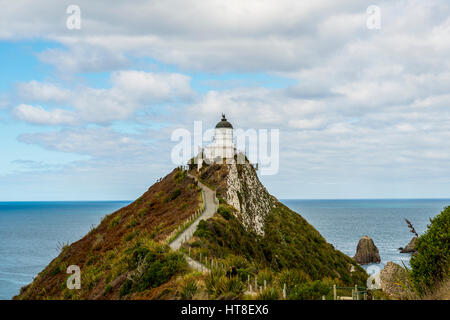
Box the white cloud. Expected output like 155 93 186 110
13 104 77 125
17 81 72 102
17 128 154 158
37 45 130 73
13 71 194 125
2 0 450 198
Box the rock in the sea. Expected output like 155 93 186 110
399 237 417 253
380 262 410 299
353 235 381 264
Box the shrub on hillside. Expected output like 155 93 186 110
174 170 187 183
274 269 310 297
288 279 333 300
180 277 198 299
410 206 450 295
217 205 232 220
119 242 187 297
170 188 181 200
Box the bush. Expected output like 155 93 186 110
193 220 212 238
257 269 274 287
137 207 148 217
127 218 139 228
174 170 187 183
205 270 245 298
109 216 121 228
275 269 309 297
205 269 223 296
122 242 187 296
119 279 133 298
50 265 61 276
180 277 198 299
170 189 181 201
289 280 333 300
410 206 450 294
217 205 232 220
134 251 186 291
104 284 112 295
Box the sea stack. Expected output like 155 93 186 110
353 235 381 264
399 237 417 253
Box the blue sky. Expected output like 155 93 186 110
1 0 450 200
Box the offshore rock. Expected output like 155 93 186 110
353 236 381 264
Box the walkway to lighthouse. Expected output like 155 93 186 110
169 173 218 272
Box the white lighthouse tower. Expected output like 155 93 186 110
201 114 235 166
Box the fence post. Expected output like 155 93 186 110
355 284 359 300
264 279 267 290
283 283 286 299
322 295 326 300
333 284 337 300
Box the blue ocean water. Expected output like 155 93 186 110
0 201 131 300
0 199 448 299
282 199 450 271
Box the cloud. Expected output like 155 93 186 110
17 127 154 158
17 81 72 102
13 104 77 125
2 0 450 199
0 0 389 72
13 71 194 125
37 45 130 73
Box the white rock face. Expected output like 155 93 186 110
225 163 273 235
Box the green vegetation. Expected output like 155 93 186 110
170 188 181 201
288 279 333 300
217 205 232 220
119 240 187 298
174 170 187 183
410 206 450 295
205 269 245 299
109 216 121 228
180 276 198 299
189 202 366 287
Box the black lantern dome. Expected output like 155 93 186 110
215 113 233 129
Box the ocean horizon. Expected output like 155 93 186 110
1 198 448 300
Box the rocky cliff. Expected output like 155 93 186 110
225 163 274 235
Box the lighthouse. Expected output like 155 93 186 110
200 114 235 167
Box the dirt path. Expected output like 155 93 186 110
169 173 218 271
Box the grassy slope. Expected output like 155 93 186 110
15 169 201 300
186 163 367 287
187 202 367 287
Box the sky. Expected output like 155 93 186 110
0 0 450 201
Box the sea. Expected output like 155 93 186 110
0 199 448 300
